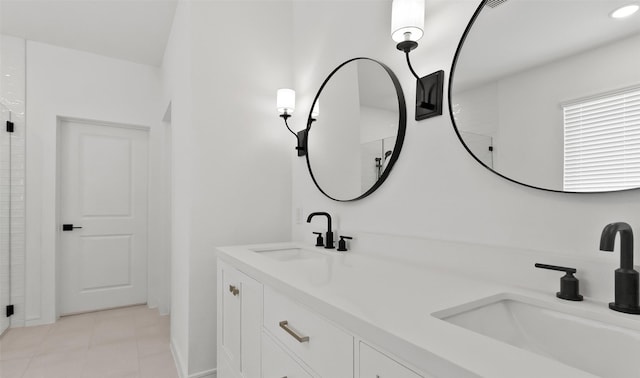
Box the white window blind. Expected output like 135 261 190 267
563 86 640 192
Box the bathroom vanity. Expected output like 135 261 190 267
216 242 640 378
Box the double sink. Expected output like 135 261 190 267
250 245 640 377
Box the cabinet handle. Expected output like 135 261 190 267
229 285 239 296
279 320 310 343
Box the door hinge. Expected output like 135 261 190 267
6 305 14 317
6 121 14 133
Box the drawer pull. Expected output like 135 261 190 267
279 320 310 343
229 285 239 296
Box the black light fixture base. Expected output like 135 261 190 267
296 129 307 157
415 70 444 121
396 40 418 53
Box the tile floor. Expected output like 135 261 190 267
0 305 178 378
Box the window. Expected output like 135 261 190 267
563 86 640 192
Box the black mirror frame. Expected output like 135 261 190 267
449 0 640 194
305 57 407 202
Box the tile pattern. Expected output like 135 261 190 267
0 305 178 378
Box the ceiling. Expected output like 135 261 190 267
0 0 177 66
453 0 640 91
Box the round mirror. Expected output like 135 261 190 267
450 0 640 193
306 57 406 201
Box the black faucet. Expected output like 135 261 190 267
600 222 640 314
307 212 334 249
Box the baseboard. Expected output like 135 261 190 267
189 368 217 378
25 317 48 327
170 339 188 378
170 339 217 378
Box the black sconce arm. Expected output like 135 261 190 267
404 51 435 111
280 114 297 137
280 114 307 157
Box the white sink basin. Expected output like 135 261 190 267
250 247 323 262
433 294 640 378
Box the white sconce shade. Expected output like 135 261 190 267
311 100 320 119
277 88 296 115
391 0 425 43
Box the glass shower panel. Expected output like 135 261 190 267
0 106 10 334
460 131 494 169
360 139 383 190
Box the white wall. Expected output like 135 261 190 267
25 41 167 324
162 1 293 376
161 1 193 375
290 0 640 299
456 32 640 190
360 106 397 144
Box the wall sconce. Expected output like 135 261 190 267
391 0 444 121
277 88 306 156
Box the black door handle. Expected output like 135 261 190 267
62 224 83 231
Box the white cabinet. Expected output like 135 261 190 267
263 286 353 378
217 261 262 378
359 342 425 378
262 331 313 378
217 257 430 378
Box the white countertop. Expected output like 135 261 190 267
216 242 640 378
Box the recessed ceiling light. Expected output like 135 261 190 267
610 4 640 18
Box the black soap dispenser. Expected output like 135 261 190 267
313 232 324 247
337 236 352 252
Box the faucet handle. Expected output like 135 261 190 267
312 232 324 247
535 263 583 301
337 236 352 252
534 263 576 274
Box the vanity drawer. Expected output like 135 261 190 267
263 286 353 377
359 342 424 378
262 331 313 378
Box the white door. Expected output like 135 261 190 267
59 119 149 315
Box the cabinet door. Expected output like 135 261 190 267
219 353 241 378
262 331 313 378
239 270 262 378
218 261 263 378
359 342 423 378
220 264 242 371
